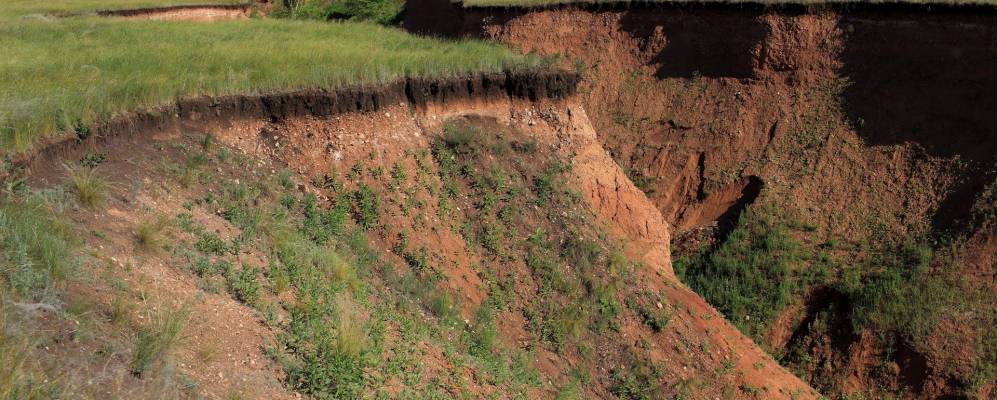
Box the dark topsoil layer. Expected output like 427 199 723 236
13 70 579 174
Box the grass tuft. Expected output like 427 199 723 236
333 292 366 359
65 164 110 208
130 306 190 377
134 217 169 253
0 195 76 298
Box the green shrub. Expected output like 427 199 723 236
426 291 459 322
389 162 407 189
187 256 229 278
79 151 107 168
195 232 228 255
675 206 802 338
351 184 380 231
402 246 430 274
442 120 482 152
511 138 538 154
532 161 568 207
532 303 585 349
274 0 404 26
199 133 216 152
610 362 661 400
470 306 499 356
302 194 348 244
591 283 621 333
283 292 366 398
626 293 670 333
267 259 292 295
175 154 207 188
838 240 952 344
227 267 262 307
278 169 295 190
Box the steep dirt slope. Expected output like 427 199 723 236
10 73 817 398
405 3 997 399
205 92 817 398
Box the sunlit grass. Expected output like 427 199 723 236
0 1 544 153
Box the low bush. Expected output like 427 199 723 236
302 194 349 244
195 232 228 255
351 184 380 231
610 362 661 400
79 152 107 168
227 267 262 307
626 293 670 333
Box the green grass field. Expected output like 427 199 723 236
0 0 542 153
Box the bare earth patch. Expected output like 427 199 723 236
101 5 250 21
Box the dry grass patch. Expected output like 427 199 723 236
134 216 171 253
65 164 111 208
130 306 190 377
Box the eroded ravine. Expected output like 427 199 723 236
405 2 997 398
19 71 819 398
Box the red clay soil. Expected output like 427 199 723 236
18 69 821 397
405 3 997 399
202 96 820 399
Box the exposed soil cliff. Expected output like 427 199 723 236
406 3 997 399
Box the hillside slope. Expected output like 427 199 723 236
3 73 818 399
408 3 997 398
